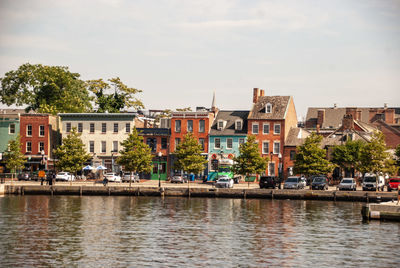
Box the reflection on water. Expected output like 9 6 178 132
0 196 399 267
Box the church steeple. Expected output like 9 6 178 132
211 91 216 112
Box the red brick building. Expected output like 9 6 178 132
247 88 298 177
20 114 60 171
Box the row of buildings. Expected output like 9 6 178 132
1 88 399 180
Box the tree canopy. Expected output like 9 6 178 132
294 132 334 176
53 128 91 176
0 63 92 114
87 77 144 113
116 128 153 186
331 139 365 175
232 135 268 177
174 133 207 175
3 136 26 178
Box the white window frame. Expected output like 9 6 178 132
113 141 118 152
38 142 44 152
9 123 16 134
273 141 280 154
90 123 95 133
252 123 259 134
217 120 224 130
239 138 245 145
187 120 193 132
263 123 270 134
226 138 233 149
214 138 221 149
199 138 205 150
89 141 95 153
266 103 272 113
77 123 83 133
235 120 242 130
27 125 32 136
114 123 118 133
125 123 130 133
175 120 181 133
268 162 275 176
175 138 180 150
199 120 205 133
102 123 107 133
274 123 281 135
262 141 269 154
101 141 106 153
26 141 32 152
66 123 71 133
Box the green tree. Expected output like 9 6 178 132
0 63 92 114
395 144 400 173
87 77 144 113
331 140 365 177
174 132 208 176
359 131 393 175
53 128 91 179
232 135 268 187
116 128 153 187
3 136 26 181
176 107 192 112
294 132 334 177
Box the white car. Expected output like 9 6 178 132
215 177 234 188
337 178 357 191
104 173 122 182
56 172 75 181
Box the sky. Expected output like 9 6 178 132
0 0 399 119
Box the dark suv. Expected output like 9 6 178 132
259 176 278 189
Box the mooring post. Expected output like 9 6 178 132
271 189 274 199
333 191 336 202
243 190 246 199
366 192 369 203
80 186 82 196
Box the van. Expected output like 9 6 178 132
362 174 385 191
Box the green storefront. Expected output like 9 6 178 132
150 157 168 180
0 113 20 173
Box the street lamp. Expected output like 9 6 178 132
157 151 162 188
278 153 282 189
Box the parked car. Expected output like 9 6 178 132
122 172 140 183
308 175 325 186
387 177 400 192
17 172 31 181
311 176 329 190
215 176 234 188
56 172 75 181
337 178 357 191
259 176 278 189
171 174 188 183
284 176 305 189
362 174 385 191
104 173 121 182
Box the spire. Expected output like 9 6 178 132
211 91 216 111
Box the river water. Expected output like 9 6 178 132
0 195 399 267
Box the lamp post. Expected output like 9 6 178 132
278 153 282 189
157 151 162 188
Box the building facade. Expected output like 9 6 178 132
59 113 136 172
247 88 298 177
0 110 21 173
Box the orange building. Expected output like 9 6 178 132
247 88 298 177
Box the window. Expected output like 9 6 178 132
9 123 15 134
252 123 259 134
90 123 95 133
26 141 32 152
262 141 269 154
290 150 296 160
66 123 71 133
187 120 193 132
126 123 130 133
273 141 280 154
101 141 106 153
266 103 272 113
218 120 224 130
239 138 245 145
199 138 205 150
114 123 118 133
227 138 233 149
199 120 205 133
89 141 94 153
78 123 83 133
102 123 107 133
175 120 181 133
214 138 221 149
39 142 44 152
161 138 167 149
146 138 157 152
268 162 275 176
113 141 118 152
175 138 181 150
27 125 32 136
263 123 270 134
235 120 242 130
274 124 281 134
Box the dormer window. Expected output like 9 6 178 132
235 120 243 130
217 120 226 130
266 103 272 113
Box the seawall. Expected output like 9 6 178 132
3 185 397 202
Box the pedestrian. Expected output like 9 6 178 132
103 177 108 186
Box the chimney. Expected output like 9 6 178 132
253 88 260 103
342 114 354 130
333 103 337 109
316 124 320 134
345 107 357 121
317 109 325 128
384 109 395 124
369 108 378 123
384 103 388 109
356 110 361 121
260 89 265 97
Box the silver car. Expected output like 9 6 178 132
337 178 357 191
284 176 305 189
215 177 234 188
122 172 140 183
